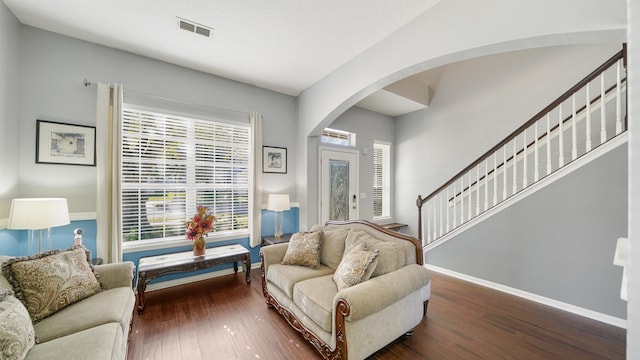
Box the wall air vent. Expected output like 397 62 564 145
177 17 212 38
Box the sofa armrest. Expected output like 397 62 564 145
260 243 289 271
94 261 135 290
335 264 430 321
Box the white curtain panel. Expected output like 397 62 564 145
96 83 124 263
250 112 263 247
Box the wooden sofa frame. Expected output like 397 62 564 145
260 220 427 360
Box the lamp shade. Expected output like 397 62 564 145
267 194 290 212
7 198 70 230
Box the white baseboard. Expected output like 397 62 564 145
425 264 627 329
143 261 262 293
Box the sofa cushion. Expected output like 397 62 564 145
266 264 334 299
293 275 337 333
33 287 135 343
346 230 406 277
2 246 102 322
310 226 349 270
333 245 379 291
281 231 322 268
0 256 13 292
24 322 124 360
0 290 35 360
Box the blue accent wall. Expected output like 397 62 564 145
260 207 299 236
0 207 299 286
0 220 98 258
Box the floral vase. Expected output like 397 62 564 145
193 237 206 256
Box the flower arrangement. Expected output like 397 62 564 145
185 205 216 241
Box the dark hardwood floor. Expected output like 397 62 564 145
127 269 625 360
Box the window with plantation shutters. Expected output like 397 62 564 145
120 107 250 244
373 141 390 219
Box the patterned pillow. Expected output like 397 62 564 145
0 289 35 360
333 244 379 291
345 229 405 277
281 231 322 268
2 246 102 322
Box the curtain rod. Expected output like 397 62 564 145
82 78 251 117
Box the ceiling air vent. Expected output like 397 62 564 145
177 17 212 38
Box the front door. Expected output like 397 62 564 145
320 148 358 224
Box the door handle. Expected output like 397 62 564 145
352 194 357 209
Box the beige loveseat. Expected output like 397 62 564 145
0 248 135 360
261 220 430 360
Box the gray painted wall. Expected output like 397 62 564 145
326 106 395 223
5 24 298 213
426 143 628 318
627 0 639 355
0 2 21 218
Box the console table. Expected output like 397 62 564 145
382 223 408 232
262 233 293 246
136 244 251 314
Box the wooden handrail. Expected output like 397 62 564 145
417 46 627 241
418 48 625 207
445 78 626 203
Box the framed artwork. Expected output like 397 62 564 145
36 120 96 166
263 146 287 174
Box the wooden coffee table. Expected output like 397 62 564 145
136 244 251 314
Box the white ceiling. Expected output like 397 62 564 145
3 0 441 116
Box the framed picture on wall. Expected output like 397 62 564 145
263 146 287 174
36 120 96 166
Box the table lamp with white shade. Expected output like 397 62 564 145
267 194 290 238
7 198 70 255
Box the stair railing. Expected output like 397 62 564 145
417 46 627 246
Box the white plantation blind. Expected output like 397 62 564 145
120 108 250 243
373 141 390 219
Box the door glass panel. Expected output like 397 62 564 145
329 159 349 221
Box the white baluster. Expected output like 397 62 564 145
446 187 450 232
601 73 607 144
452 182 457 228
426 202 431 244
586 82 592 152
523 130 528 188
460 177 464 224
432 198 437 240
476 166 480 216
484 158 489 211
559 105 565 167
439 192 443 237
616 59 622 134
546 113 552 175
512 139 517 194
534 120 539 182
502 146 507 201
493 153 498 206
467 170 477 220
572 94 577 161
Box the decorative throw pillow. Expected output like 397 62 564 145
333 244 379 291
281 231 322 268
345 229 405 277
2 246 102 322
310 225 349 270
0 289 35 360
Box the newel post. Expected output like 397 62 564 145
416 195 423 242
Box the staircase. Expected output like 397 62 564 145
417 47 627 248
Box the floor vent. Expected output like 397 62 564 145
177 17 212 38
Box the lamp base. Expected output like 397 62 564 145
27 228 51 256
274 212 284 239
